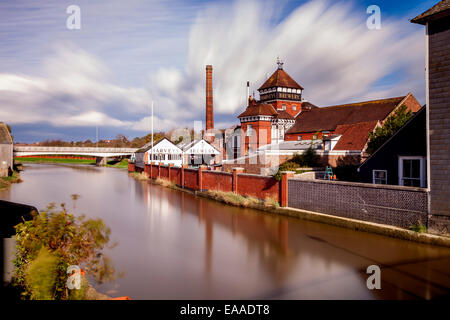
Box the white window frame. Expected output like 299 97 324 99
246 124 253 137
398 156 426 187
372 170 387 185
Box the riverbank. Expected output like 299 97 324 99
17 157 96 165
132 174 450 248
0 171 22 191
16 157 129 169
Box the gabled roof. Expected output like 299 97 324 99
258 68 304 91
0 123 13 144
182 139 221 154
359 106 426 169
275 110 295 120
135 137 167 153
333 121 379 151
411 0 450 25
238 102 278 118
286 95 408 134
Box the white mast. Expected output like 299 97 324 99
151 101 154 165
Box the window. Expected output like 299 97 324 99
313 134 318 140
297 135 302 141
373 170 387 184
399 156 425 187
292 105 297 111
282 104 286 110
246 124 253 136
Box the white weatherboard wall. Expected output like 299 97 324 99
145 138 183 167
183 140 220 155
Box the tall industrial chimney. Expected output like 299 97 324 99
205 65 214 132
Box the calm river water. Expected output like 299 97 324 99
1 164 450 299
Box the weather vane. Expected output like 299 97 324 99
276 56 284 69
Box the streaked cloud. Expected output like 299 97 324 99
0 0 426 142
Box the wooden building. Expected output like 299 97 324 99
0 122 13 177
412 0 450 234
358 107 427 187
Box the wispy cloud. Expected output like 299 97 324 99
0 0 426 142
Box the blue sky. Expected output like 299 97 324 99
0 0 436 143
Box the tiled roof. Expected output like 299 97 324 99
286 96 407 134
238 102 278 118
258 68 304 90
0 123 13 144
275 110 295 120
411 0 450 24
333 121 379 151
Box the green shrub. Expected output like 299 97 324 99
409 222 427 233
12 201 117 300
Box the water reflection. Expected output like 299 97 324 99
1 164 449 300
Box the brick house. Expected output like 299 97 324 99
412 0 450 235
238 59 317 157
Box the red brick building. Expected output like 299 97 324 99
284 93 422 151
238 59 316 156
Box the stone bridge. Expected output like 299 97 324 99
13 146 138 166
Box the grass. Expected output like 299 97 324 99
129 172 149 181
17 157 96 164
409 222 428 233
106 159 129 169
203 190 280 210
0 171 22 190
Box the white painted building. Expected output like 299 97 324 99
180 139 221 166
134 138 183 167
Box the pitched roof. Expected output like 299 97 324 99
333 121 379 151
411 0 450 25
258 68 304 91
286 96 407 134
238 102 278 118
135 137 164 153
0 123 13 144
275 110 295 120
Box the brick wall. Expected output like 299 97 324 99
170 167 181 185
184 169 198 190
202 171 233 192
428 21 450 235
160 166 169 180
237 174 280 202
288 178 428 228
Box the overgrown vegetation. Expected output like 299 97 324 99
273 147 321 181
0 170 22 190
11 198 117 300
204 190 279 210
367 105 414 155
130 172 149 181
409 221 427 233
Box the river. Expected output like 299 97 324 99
1 163 449 299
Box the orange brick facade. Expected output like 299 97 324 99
268 100 302 118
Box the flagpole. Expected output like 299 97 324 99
151 101 154 165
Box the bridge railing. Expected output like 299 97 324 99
14 146 138 153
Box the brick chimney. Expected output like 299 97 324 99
205 65 214 132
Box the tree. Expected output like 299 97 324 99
366 105 413 155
